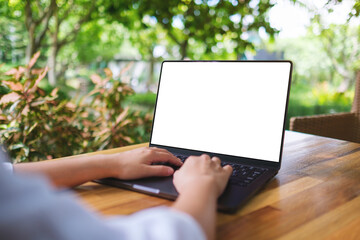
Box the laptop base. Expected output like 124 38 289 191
95 168 278 214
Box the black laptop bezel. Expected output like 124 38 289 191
149 60 293 169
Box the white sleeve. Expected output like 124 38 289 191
0 159 206 240
105 206 206 240
2 162 13 173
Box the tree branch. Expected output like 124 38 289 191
57 0 97 49
35 0 57 47
322 37 349 80
35 0 44 18
58 0 75 25
56 61 69 79
339 26 348 69
24 0 33 30
33 0 56 25
166 29 181 46
349 35 359 61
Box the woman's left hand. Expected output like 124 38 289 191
106 147 183 180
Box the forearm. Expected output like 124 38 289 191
172 181 218 240
13 147 183 188
13 154 115 188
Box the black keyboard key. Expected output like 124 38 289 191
228 164 267 187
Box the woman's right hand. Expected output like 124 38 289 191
173 154 233 198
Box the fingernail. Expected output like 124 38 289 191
167 168 174 175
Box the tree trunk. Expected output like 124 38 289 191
25 25 36 64
351 71 360 113
48 8 59 86
180 40 188 60
337 77 354 93
48 46 58 86
147 47 155 91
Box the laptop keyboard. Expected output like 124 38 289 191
173 154 268 188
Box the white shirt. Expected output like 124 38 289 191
2 162 13 173
0 161 205 240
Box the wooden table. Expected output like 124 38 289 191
74 131 360 239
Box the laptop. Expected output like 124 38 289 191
96 60 293 213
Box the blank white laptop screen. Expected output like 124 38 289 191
151 61 291 162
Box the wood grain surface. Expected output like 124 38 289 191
73 131 360 240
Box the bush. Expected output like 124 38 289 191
125 92 157 112
0 52 152 163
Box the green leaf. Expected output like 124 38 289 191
9 143 25 150
26 122 38 135
9 99 21 113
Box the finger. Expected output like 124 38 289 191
144 165 174 177
149 148 183 162
149 152 183 166
223 165 233 178
149 147 170 154
200 154 211 161
211 156 221 165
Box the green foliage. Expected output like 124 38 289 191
0 53 152 162
0 15 27 64
286 82 353 129
1 0 281 88
271 36 334 85
107 0 278 59
72 20 127 64
125 92 157 110
269 19 359 129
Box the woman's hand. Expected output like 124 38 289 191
173 154 233 198
107 147 183 180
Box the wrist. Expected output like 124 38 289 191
178 177 218 200
84 154 118 179
173 177 218 240
99 153 125 178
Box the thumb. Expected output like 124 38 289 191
144 165 174 177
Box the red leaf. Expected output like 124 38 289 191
5 67 26 81
28 66 48 93
115 107 129 125
37 88 46 96
91 74 102 85
98 128 110 136
119 62 134 76
65 102 76 110
119 119 131 127
104 68 113 78
82 119 93 127
31 68 44 75
28 51 40 69
3 81 23 91
50 88 58 97
21 105 29 116
5 68 18 75
122 136 134 143
16 67 26 80
0 92 21 104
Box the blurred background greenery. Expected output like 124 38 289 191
1 0 360 161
